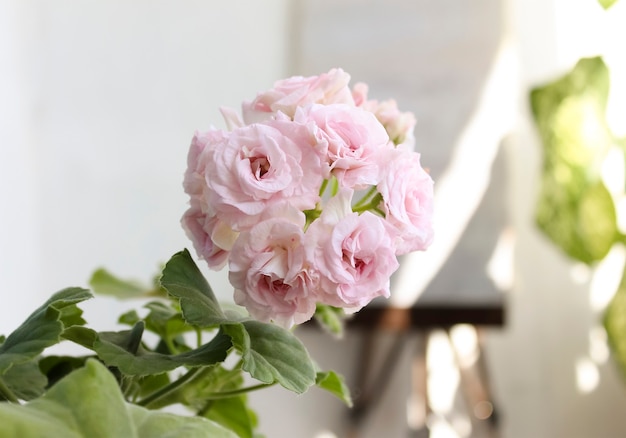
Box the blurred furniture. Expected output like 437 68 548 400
347 302 504 437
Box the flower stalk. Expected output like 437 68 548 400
136 367 203 408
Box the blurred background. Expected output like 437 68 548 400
1 0 626 437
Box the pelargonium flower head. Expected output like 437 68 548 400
204 120 325 231
242 68 355 123
307 189 399 311
377 148 434 254
182 68 435 328
295 103 391 189
229 208 318 328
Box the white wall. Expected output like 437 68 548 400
0 1 290 332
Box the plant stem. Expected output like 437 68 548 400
196 399 214 417
318 178 329 197
202 382 276 400
136 367 202 408
330 177 339 196
195 327 202 348
352 194 385 216
0 376 20 404
164 337 178 355
353 186 378 209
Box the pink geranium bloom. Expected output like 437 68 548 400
306 189 399 310
229 209 318 328
181 202 238 270
353 82 417 148
183 129 227 210
295 103 391 189
377 148 434 254
242 68 355 123
204 120 325 230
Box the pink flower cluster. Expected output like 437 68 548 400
182 68 434 328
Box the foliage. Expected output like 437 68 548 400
531 55 626 381
531 56 619 265
0 249 351 437
598 0 619 9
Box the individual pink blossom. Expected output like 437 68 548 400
306 189 399 310
351 82 369 107
377 148 434 254
295 103 391 189
183 129 228 209
229 209 318 328
242 68 355 124
353 82 417 147
204 120 325 230
181 202 238 270
182 130 240 269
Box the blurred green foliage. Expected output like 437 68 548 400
531 55 626 382
598 0 619 9
531 57 618 265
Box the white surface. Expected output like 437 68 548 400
0 0 289 332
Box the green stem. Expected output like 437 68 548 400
197 399 214 417
353 186 377 209
164 336 178 355
136 367 202 408
318 178 329 197
330 177 339 196
0 376 20 404
121 376 136 400
195 328 202 348
352 193 385 216
202 383 276 400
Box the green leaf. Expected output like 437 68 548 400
203 395 256 438
598 0 618 9
128 402 238 438
62 323 231 377
90 268 160 298
605 263 626 380
143 301 192 340
223 321 316 394
39 355 89 388
135 372 171 399
316 370 353 407
2 361 47 401
0 359 237 438
160 249 228 326
531 56 618 264
119 309 142 327
313 304 345 337
178 365 259 437
178 364 244 409
94 327 232 376
0 288 92 374
62 326 98 350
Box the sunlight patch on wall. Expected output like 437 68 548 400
589 325 610 364
486 227 516 292
589 244 625 312
576 357 600 394
390 41 518 307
